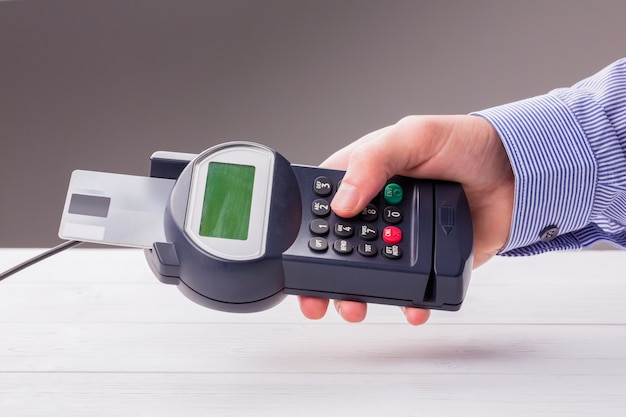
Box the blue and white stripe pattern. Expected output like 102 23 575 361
473 58 626 256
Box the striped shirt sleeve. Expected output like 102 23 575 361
472 58 626 256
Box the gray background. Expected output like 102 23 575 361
1 0 625 247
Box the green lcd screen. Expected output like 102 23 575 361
199 162 255 240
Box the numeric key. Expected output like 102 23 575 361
313 176 333 197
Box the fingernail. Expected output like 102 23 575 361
334 300 341 315
332 182 360 213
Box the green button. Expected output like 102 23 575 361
384 183 403 205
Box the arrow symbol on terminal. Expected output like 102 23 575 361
439 204 456 234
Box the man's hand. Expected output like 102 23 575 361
298 115 514 325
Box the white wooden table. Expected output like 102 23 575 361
0 248 624 416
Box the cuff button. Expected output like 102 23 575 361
539 225 559 242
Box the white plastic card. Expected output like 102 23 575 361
59 170 175 248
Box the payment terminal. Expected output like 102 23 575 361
56 142 473 313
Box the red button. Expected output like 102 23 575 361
382 226 402 244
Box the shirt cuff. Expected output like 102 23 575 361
473 94 597 253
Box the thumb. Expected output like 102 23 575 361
330 179 373 219
326 122 428 218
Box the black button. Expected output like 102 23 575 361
360 204 378 222
308 237 328 252
333 239 353 254
383 206 402 224
539 225 559 242
312 199 331 216
358 224 378 240
334 222 354 238
382 245 402 259
309 219 330 236
358 242 377 257
313 176 333 197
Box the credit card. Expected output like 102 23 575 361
59 170 175 248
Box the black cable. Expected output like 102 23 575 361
0 240 83 282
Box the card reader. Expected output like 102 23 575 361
58 142 473 313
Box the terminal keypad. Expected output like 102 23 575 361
308 176 406 260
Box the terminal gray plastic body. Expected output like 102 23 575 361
145 143 473 313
